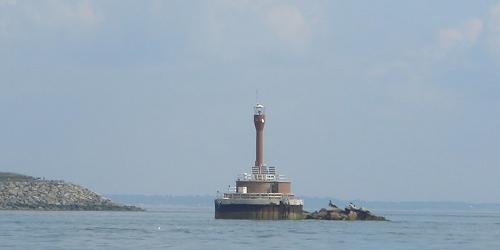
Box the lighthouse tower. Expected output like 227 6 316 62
248 103 279 183
214 103 304 220
254 103 265 171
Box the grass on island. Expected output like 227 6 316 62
0 172 36 181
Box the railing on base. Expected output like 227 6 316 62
223 193 295 200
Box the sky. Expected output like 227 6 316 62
1 0 500 203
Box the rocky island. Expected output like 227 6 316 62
304 201 387 221
0 172 143 211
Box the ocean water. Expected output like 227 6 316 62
1 207 499 250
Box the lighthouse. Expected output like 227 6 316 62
254 103 265 169
214 103 304 220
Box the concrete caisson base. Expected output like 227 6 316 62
215 202 303 220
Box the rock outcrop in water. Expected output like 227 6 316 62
0 172 143 211
304 201 386 221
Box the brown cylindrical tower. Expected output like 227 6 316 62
254 104 265 168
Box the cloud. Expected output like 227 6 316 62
0 0 102 61
372 16 486 88
490 2 500 21
462 19 483 43
1 0 102 33
434 2 500 66
45 0 101 27
486 3 500 60
438 28 464 49
187 1 313 62
367 13 491 110
265 4 309 48
0 0 17 38
438 18 483 49
0 0 16 6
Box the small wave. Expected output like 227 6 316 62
83 227 149 234
170 227 191 234
256 233 277 238
287 229 316 235
387 231 407 236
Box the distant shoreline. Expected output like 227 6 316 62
107 194 500 211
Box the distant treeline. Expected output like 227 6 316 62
0 172 35 181
107 194 500 211
107 194 214 207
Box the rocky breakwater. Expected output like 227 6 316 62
305 201 387 221
0 172 143 211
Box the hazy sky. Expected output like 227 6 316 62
1 0 500 202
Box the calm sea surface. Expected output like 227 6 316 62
1 206 499 250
